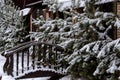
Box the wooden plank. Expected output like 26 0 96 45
37 44 41 68
8 55 14 75
30 14 33 32
22 51 24 73
16 52 19 76
32 46 35 69
117 29 120 38
27 49 30 70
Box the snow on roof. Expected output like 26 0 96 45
58 0 70 3
58 0 72 11
57 0 117 11
96 0 115 4
19 8 31 16
26 0 42 7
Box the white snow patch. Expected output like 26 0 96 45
60 75 87 80
0 55 6 76
60 75 71 80
19 8 31 16
96 0 115 4
2 76 15 80
56 0 116 11
58 0 72 11
18 77 50 80
58 0 70 3
106 60 117 74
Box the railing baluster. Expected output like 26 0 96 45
16 52 19 76
3 57 9 73
27 49 29 70
22 51 24 73
49 45 52 67
43 44 47 66
8 54 14 75
37 44 41 68
54 50 57 70
32 45 35 69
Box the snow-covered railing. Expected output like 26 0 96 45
2 41 66 79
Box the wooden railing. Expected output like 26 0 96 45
2 41 66 79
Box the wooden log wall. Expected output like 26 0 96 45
116 1 120 39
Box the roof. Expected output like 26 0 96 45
57 0 119 11
12 0 119 9
96 0 118 4
12 0 43 8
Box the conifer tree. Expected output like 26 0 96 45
31 0 120 80
0 0 26 52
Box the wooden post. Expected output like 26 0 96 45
32 45 35 69
27 49 30 70
113 2 117 39
0 76 1 80
117 1 120 15
37 44 41 68
46 7 50 20
22 51 24 73
116 1 120 39
50 12 53 19
30 14 32 32
16 52 19 76
8 55 14 75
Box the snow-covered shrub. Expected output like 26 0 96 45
0 1 27 52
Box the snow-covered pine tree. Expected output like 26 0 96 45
31 0 120 80
67 0 120 80
0 0 27 52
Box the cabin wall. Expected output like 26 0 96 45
117 1 120 15
29 5 49 32
116 1 120 39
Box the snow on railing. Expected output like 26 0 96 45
2 41 66 79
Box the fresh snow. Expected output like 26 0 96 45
58 0 72 11
0 55 6 76
106 60 117 73
2 76 15 80
0 55 15 80
19 8 31 16
96 0 115 4
0 0 4 6
0 0 4 3
53 0 117 11
60 75 87 80
19 77 50 80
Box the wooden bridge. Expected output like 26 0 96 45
2 41 67 80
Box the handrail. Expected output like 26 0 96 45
3 41 66 79
1 41 33 56
4 41 64 57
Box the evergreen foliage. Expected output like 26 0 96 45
31 0 120 80
0 0 27 52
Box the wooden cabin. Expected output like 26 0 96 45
12 0 120 39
